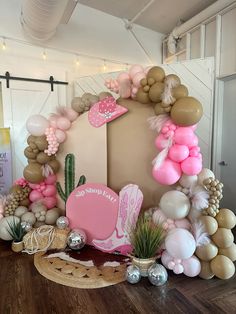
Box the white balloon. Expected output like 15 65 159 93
160 190 190 219
0 216 20 240
198 168 215 186
165 228 196 259
179 174 198 188
26 114 49 136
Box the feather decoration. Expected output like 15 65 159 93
192 220 210 247
152 135 173 169
147 114 169 133
189 185 209 211
41 164 53 177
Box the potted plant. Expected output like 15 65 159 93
130 214 165 276
7 219 26 252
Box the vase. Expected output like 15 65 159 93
11 241 24 253
131 256 157 277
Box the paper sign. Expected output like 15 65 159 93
0 128 12 194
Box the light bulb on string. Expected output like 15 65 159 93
42 50 47 60
75 55 80 66
2 38 6 50
103 60 107 72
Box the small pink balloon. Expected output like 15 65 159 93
173 264 184 274
117 72 130 83
42 196 57 209
182 256 201 277
155 134 169 151
181 157 202 175
152 158 181 185
129 65 144 79
42 185 56 197
56 117 71 131
161 251 173 268
132 71 146 87
175 218 191 230
169 144 189 162
55 129 67 143
45 174 57 184
28 183 38 189
119 80 131 98
64 108 78 122
49 115 59 128
29 190 43 202
174 127 195 146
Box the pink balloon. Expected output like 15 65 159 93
173 264 184 274
155 134 169 151
28 183 38 189
165 228 196 259
26 114 49 136
152 159 181 185
56 117 71 130
132 71 146 87
129 65 144 79
168 144 189 162
55 129 67 143
45 174 57 184
42 196 57 209
42 185 56 197
64 108 78 122
181 157 202 175
49 115 59 128
161 250 173 268
182 256 201 277
119 80 131 98
117 72 130 83
174 127 195 146
29 190 43 202
175 218 191 230
190 124 197 131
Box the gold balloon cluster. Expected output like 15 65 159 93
197 208 236 280
23 135 60 183
135 66 203 126
202 177 223 217
4 185 31 216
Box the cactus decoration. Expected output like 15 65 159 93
56 153 86 204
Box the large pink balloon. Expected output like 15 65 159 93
132 72 146 87
42 185 56 197
56 117 71 130
152 159 181 185
165 228 196 259
42 196 57 209
168 144 189 162
174 127 196 147
182 256 201 277
155 134 169 151
29 190 43 202
129 65 144 79
175 218 191 230
26 115 49 136
117 72 130 83
64 108 78 122
181 157 202 175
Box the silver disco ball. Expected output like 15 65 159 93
21 221 32 232
126 265 141 284
67 228 87 250
148 263 168 286
56 216 69 229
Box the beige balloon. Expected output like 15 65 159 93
218 243 236 261
210 255 235 279
216 208 236 229
200 216 218 235
195 242 218 261
172 85 188 100
212 228 234 248
148 82 164 103
136 88 150 104
147 66 165 82
199 261 214 279
154 103 166 115
198 168 215 186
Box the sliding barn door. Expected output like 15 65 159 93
1 80 67 181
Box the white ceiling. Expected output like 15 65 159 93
78 0 217 34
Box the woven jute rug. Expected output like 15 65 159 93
34 248 127 289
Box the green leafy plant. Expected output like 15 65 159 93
7 219 26 243
130 214 165 259
56 153 86 204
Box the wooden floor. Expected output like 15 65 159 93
0 241 236 314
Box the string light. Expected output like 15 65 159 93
2 38 6 50
75 55 80 66
42 50 47 60
103 60 107 72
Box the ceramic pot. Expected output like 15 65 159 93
131 256 156 277
11 241 24 253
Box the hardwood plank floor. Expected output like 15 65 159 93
0 240 235 314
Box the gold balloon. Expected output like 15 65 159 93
195 242 218 261
99 92 112 100
136 88 150 104
216 208 236 229
47 159 60 173
218 243 236 261
20 198 30 207
10 185 22 194
34 135 48 151
154 103 166 115
24 147 37 159
23 163 44 183
199 261 214 279
172 85 188 100
147 66 165 82
212 228 234 248
27 135 36 145
148 82 165 103
210 255 235 279
200 216 218 235
170 96 203 126
36 152 51 164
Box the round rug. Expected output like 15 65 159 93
34 251 127 289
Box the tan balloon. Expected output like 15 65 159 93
218 243 236 261
212 228 234 248
47 159 60 173
171 96 203 126
154 103 166 115
198 168 215 186
136 88 150 104
210 255 235 279
216 208 236 229
34 135 48 151
23 162 44 183
172 85 188 100
99 92 112 100
36 152 51 164
165 74 181 87
199 261 214 279
195 242 218 261
149 82 165 102
27 135 36 145
147 66 165 82
24 147 37 159
200 216 218 235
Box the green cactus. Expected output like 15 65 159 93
56 153 86 204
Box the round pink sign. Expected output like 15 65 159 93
66 183 119 244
